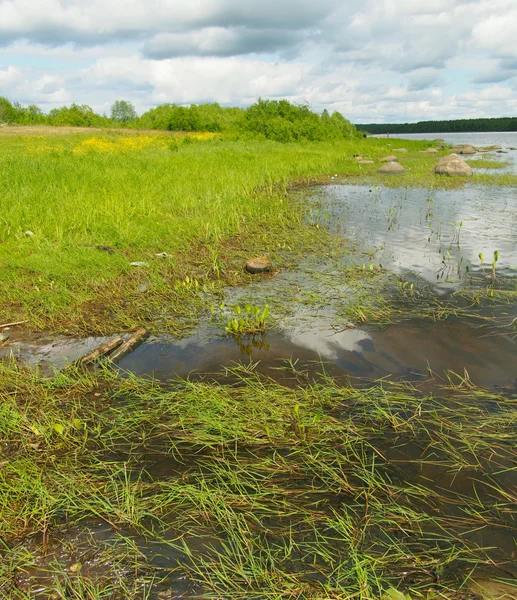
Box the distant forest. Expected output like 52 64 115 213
356 117 517 134
0 96 359 143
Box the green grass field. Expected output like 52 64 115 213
2 128 515 333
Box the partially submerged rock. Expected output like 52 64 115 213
458 145 476 154
378 161 405 174
245 257 272 274
435 154 472 176
380 155 397 162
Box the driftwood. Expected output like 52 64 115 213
0 320 28 329
109 328 150 363
79 336 124 365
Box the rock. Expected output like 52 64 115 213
489 145 502 150
155 252 169 258
378 162 405 174
380 155 397 162
355 155 363 160
357 160 375 164
245 258 272 274
435 154 472 176
24 230 35 237
434 138 445 142
393 148 408 152
130 261 149 267
497 150 508 153
0 333 9 343
508 147 517 151
458 145 476 154
96 245 115 254
425 147 438 153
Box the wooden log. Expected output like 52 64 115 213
109 328 150 363
79 336 124 366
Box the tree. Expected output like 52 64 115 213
110 100 137 123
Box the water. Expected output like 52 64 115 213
5 182 517 597
382 131 517 148
5 185 517 390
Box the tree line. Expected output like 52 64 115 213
356 117 517 134
0 97 359 142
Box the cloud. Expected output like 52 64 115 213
1 0 517 122
142 27 303 58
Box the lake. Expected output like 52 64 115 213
383 130 517 147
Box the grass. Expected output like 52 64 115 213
1 361 516 598
2 128 517 334
2 126 517 599
465 159 510 169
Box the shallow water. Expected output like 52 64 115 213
4 183 517 597
4 185 517 391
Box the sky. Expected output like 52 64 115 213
0 0 516 123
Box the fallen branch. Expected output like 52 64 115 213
79 336 124 366
0 320 28 329
109 328 150 363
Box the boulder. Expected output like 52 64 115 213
489 145 502 150
497 150 508 153
393 148 408 153
435 154 472 177
425 147 438 153
378 161 405 174
357 160 375 164
245 257 272 274
380 155 397 162
458 145 476 154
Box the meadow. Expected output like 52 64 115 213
2 127 515 334
2 126 517 599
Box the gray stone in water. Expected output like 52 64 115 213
130 261 149 267
497 150 508 153
380 155 397 162
435 154 472 176
245 258 273 274
378 161 405 174
434 138 445 142
458 145 476 155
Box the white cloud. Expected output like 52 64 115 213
1 0 517 122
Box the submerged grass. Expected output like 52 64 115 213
1 362 516 598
